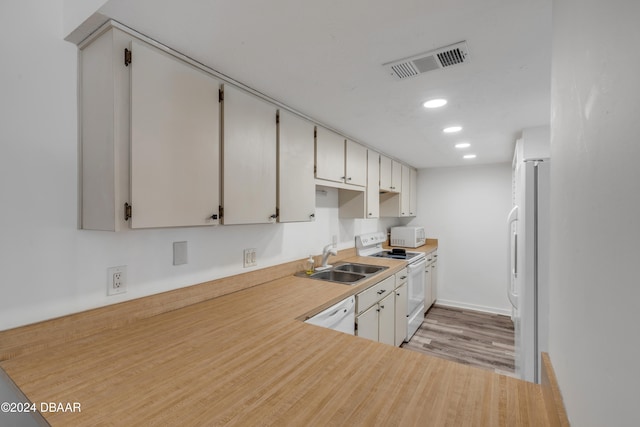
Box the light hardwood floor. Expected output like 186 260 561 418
402 305 516 377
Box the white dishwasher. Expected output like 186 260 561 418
304 296 355 335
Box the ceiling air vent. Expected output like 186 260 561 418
383 41 469 80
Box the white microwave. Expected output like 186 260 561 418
390 226 426 248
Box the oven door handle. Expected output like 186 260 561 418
408 258 427 271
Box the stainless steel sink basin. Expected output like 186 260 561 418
309 270 366 284
334 263 386 275
295 262 388 285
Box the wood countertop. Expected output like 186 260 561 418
0 252 553 426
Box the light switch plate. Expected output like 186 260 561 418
173 241 188 265
243 248 257 268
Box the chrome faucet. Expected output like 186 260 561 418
316 243 338 271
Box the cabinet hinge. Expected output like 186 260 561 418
314 165 317 174
218 205 224 219
314 128 317 138
124 48 132 67
276 112 280 124
124 203 132 221
276 207 280 218
218 89 224 102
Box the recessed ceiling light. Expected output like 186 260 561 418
463 154 477 159
423 99 447 109
443 126 462 133
455 143 471 149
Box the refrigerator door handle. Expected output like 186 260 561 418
506 206 519 308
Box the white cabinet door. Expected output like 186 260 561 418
391 160 403 192
345 140 367 187
221 84 277 224
379 155 393 191
366 150 380 219
424 263 433 310
315 127 345 183
277 111 315 222
356 304 378 342
129 40 220 228
380 156 402 193
378 293 395 346
400 164 411 217
409 167 417 217
431 259 438 304
395 281 408 346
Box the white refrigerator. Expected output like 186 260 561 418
507 133 550 384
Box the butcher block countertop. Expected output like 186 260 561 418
0 252 558 426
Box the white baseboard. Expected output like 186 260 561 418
434 299 512 316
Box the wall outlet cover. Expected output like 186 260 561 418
107 265 127 296
243 248 257 268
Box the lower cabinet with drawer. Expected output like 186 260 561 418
424 250 438 312
355 269 408 347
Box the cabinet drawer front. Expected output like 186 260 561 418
395 268 408 287
356 275 394 314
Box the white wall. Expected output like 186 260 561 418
550 1 640 426
0 1 399 330
410 163 513 315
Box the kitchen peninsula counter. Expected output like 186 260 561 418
0 253 554 426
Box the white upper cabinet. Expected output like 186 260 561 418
221 84 277 225
409 167 417 217
315 129 367 189
379 155 393 191
380 155 402 193
345 140 367 187
380 161 416 218
400 164 411 217
277 110 316 222
391 160 403 192
315 127 345 183
80 28 220 230
366 150 380 219
129 40 220 229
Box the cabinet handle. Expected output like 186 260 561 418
396 292 400 296
347 177 352 181
380 305 385 309
270 214 277 219
310 213 315 218
400 276 407 280
341 176 346 180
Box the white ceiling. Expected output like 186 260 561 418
97 0 552 168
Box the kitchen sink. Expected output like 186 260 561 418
309 270 365 284
296 262 388 285
333 263 386 275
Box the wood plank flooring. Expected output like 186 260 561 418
402 305 516 376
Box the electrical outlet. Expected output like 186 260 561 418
107 266 127 296
243 248 257 268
